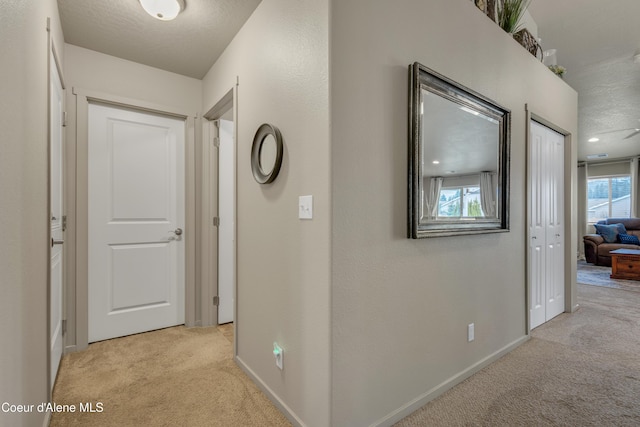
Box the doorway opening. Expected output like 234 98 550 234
66 89 197 351
203 88 237 344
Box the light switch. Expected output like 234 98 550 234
299 195 313 219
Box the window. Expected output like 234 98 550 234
587 175 631 223
438 186 484 218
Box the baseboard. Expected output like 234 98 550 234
370 335 530 427
235 355 306 427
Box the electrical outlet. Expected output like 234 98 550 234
273 342 284 370
468 323 475 342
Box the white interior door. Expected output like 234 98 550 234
217 118 235 324
88 103 185 342
529 121 565 329
545 126 565 320
50 54 64 390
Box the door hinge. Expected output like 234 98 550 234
62 215 67 232
213 217 220 227
213 137 220 147
213 296 219 306
62 319 67 335
62 111 67 127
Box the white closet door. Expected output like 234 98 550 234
545 130 565 321
528 123 547 329
529 121 565 329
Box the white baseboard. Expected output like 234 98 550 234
235 355 306 427
370 335 530 427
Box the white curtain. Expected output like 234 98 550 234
424 177 443 219
631 157 638 217
480 172 496 218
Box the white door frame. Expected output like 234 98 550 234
525 107 576 333
67 88 198 351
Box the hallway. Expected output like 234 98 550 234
51 325 289 426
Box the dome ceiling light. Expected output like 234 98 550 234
139 0 185 21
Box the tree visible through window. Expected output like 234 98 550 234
587 176 631 222
438 187 485 218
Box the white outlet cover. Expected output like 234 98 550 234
299 195 313 219
273 342 284 370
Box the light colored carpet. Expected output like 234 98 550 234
50 325 291 427
395 284 640 426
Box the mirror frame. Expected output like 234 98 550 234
408 62 510 238
251 123 283 184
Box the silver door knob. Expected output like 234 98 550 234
172 228 183 236
51 238 64 247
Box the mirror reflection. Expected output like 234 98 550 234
409 62 510 238
259 134 278 175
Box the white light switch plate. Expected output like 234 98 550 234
299 195 313 219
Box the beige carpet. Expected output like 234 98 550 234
51 325 291 427
396 284 640 426
52 283 640 426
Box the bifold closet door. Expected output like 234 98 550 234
529 121 565 330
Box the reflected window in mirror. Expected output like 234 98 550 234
409 62 510 238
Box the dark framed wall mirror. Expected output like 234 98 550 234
408 62 511 238
251 123 283 184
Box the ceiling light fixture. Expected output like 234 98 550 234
588 137 600 142
432 160 440 164
139 0 185 21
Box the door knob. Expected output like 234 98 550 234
172 228 183 236
51 238 64 247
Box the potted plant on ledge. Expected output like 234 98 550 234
496 0 531 34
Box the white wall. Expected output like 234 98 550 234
202 0 331 425
64 44 202 114
0 0 64 426
330 0 578 425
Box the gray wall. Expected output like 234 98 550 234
330 0 578 425
202 0 331 425
0 0 64 426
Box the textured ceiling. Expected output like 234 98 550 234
528 0 640 162
58 0 262 79
58 0 640 161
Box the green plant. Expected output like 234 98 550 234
548 65 566 78
467 199 483 217
497 0 531 34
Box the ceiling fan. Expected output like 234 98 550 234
623 128 640 140
590 126 640 141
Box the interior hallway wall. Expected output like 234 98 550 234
0 0 64 426
330 0 578 425
62 44 202 347
202 0 331 425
